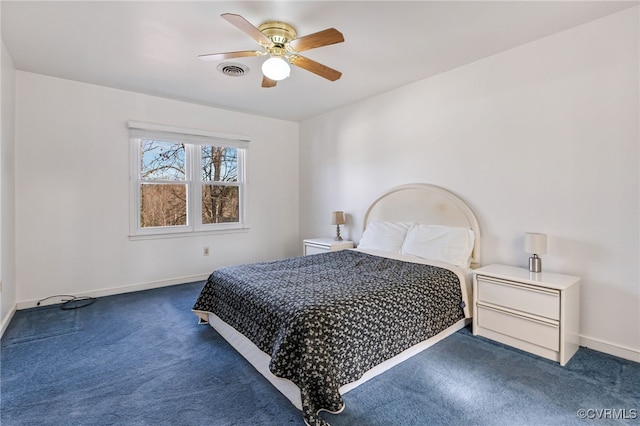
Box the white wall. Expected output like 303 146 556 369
15 73 299 305
1 39 17 334
300 8 639 360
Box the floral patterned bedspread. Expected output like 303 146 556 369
193 249 466 425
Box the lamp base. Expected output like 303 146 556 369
529 254 542 273
334 224 343 241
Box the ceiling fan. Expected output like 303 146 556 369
199 13 344 88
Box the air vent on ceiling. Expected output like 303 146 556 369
217 62 249 77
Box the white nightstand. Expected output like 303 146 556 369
472 264 580 366
303 238 354 255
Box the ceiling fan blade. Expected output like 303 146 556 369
289 28 344 52
221 13 272 46
261 76 277 88
198 50 262 61
290 56 342 81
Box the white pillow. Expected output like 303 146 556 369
401 224 475 268
358 221 413 253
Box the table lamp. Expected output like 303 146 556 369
524 232 547 273
331 211 345 241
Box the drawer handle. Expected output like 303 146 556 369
478 303 559 327
478 276 559 296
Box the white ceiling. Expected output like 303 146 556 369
2 1 637 122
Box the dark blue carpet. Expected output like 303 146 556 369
1 282 638 425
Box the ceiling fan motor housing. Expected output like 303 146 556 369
258 21 297 47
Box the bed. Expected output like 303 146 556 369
193 183 481 426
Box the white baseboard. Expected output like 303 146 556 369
580 335 640 363
15 273 210 310
0 303 17 339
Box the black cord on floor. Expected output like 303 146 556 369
36 295 97 310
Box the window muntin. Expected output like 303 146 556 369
130 123 248 237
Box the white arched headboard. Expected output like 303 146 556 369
363 183 481 268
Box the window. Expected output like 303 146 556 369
129 121 248 237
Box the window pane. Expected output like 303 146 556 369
141 140 185 181
140 184 187 227
202 185 239 224
201 146 238 182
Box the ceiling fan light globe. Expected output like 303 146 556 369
262 57 290 81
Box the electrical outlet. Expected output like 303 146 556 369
203 247 210 256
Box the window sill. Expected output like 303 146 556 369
129 226 250 241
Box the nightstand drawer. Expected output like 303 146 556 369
477 305 559 351
305 244 328 255
477 276 560 321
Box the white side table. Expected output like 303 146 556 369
303 237 354 255
472 264 580 366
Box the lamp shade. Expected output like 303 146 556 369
262 57 290 81
524 233 547 255
331 211 345 225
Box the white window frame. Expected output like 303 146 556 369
129 121 249 239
